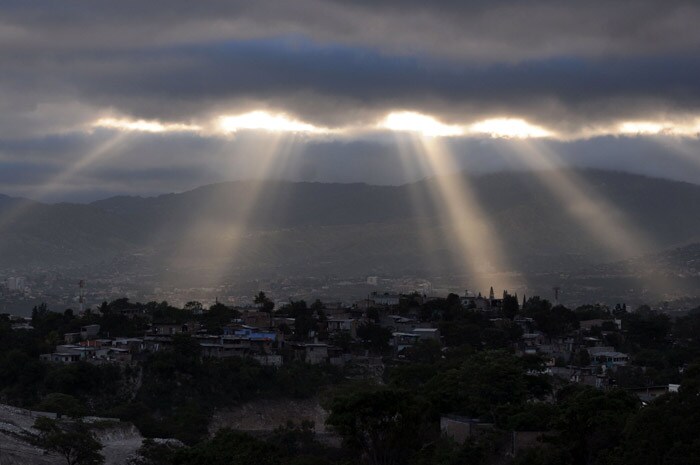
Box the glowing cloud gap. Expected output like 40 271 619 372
468 118 553 139
218 111 329 134
90 111 700 140
380 112 464 137
617 120 700 137
94 118 201 133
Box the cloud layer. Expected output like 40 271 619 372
2 0 700 200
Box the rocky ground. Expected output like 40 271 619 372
0 404 144 465
209 397 330 434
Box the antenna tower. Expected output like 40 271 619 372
78 280 85 313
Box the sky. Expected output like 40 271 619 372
2 0 700 202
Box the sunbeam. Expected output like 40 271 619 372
405 135 517 293
650 136 700 177
164 133 303 288
391 135 447 277
0 133 128 234
508 139 651 259
503 139 675 298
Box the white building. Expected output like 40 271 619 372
7 277 26 292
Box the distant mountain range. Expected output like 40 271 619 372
1 170 700 292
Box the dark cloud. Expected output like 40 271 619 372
3 0 700 133
3 1 700 60
1 0 700 199
4 36 700 135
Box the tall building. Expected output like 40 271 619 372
7 277 26 292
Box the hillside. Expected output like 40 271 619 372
1 170 699 282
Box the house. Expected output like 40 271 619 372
10 322 34 331
64 332 81 343
80 324 100 339
518 332 545 355
251 354 283 367
40 352 81 363
289 343 329 364
579 319 621 331
59 344 96 359
440 415 494 443
461 291 503 313
381 315 420 332
537 336 575 360
371 292 401 306
548 367 611 389
590 351 629 367
328 346 350 366
199 342 250 359
240 311 274 328
412 327 440 341
326 318 358 338
149 321 199 335
142 334 174 352
112 338 144 353
78 338 112 348
95 347 132 363
587 347 629 368
40 344 97 363
223 324 277 340
626 385 676 403
513 317 535 333
392 332 421 353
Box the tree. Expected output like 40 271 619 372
128 438 183 465
402 339 443 364
356 322 391 354
525 303 578 339
36 393 87 418
32 302 50 324
624 308 671 349
201 303 240 334
174 428 280 465
523 296 552 314
551 387 638 465
284 300 315 340
425 351 528 418
613 362 700 465
254 291 275 313
33 417 104 465
574 304 610 321
502 292 519 320
171 334 202 362
326 388 431 465
183 301 203 313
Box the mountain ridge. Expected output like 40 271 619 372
1 169 699 282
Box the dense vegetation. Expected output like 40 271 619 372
2 295 700 464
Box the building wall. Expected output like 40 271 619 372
440 416 474 444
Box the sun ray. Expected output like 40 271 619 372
406 135 517 293
391 135 448 277
164 133 303 289
649 136 700 176
510 140 652 258
504 139 674 299
0 133 128 233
